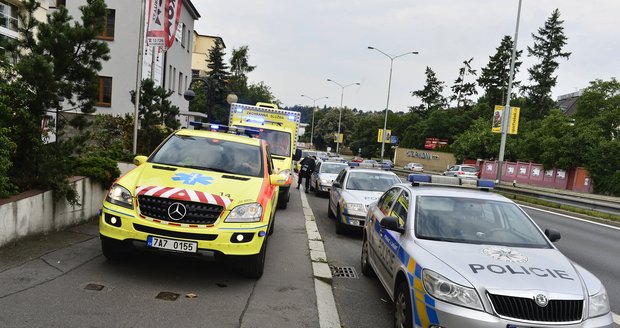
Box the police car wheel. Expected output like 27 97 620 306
394 281 413 328
327 198 335 219
335 206 345 235
360 237 375 277
101 235 129 261
242 238 267 279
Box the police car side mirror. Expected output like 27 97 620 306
381 216 404 234
293 149 302 161
133 155 148 166
544 228 561 242
332 182 341 189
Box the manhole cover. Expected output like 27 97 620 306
329 265 358 278
156 292 180 301
84 283 104 291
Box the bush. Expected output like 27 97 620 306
74 155 121 189
0 128 17 198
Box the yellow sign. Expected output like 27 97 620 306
509 107 520 134
491 106 520 134
491 105 503 133
334 133 343 143
377 129 392 143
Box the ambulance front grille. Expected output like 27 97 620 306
488 293 583 323
138 195 223 225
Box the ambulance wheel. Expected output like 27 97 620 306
242 238 267 279
394 281 413 328
101 235 129 260
361 236 375 277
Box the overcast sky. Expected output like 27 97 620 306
192 1 620 113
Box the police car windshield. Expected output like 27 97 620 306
321 163 348 174
150 135 263 177
257 129 291 157
346 172 400 192
415 196 550 248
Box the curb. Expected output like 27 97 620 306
300 191 341 328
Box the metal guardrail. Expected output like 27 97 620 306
391 168 620 217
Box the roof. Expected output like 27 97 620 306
175 128 262 146
556 89 583 116
401 183 511 202
184 0 201 20
193 31 226 48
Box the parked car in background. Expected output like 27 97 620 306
328 168 401 234
404 162 424 172
357 159 381 169
350 156 364 163
379 159 394 169
310 161 349 196
443 164 480 179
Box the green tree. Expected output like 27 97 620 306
205 39 230 122
573 78 620 140
1 0 110 203
228 45 255 97
130 79 180 154
411 66 446 116
245 81 278 105
451 118 503 163
523 9 571 120
348 112 383 158
313 107 357 151
477 35 522 106
450 58 478 110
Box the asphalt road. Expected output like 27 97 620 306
0 192 319 328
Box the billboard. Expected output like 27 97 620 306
377 129 392 143
424 138 448 149
146 0 183 50
492 105 520 134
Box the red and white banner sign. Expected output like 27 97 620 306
146 0 183 50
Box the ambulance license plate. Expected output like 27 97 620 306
147 236 197 253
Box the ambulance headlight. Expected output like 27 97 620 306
422 269 483 311
588 286 610 318
106 184 133 209
225 203 263 223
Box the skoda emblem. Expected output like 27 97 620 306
534 294 549 307
167 202 187 221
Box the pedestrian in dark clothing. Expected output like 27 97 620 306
297 156 316 192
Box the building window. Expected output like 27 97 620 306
192 69 199 78
178 72 183 95
50 0 66 8
0 0 19 32
97 76 112 107
96 9 115 40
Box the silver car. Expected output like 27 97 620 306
328 169 401 234
310 161 349 196
443 164 480 179
361 174 612 328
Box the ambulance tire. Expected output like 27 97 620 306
277 188 289 209
394 281 413 328
101 235 129 261
243 238 267 279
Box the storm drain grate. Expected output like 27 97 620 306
329 265 358 278
84 283 104 291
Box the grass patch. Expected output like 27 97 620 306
496 191 620 222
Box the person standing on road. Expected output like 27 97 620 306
297 155 316 193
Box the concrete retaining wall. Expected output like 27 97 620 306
0 177 106 248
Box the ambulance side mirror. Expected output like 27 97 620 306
133 155 148 166
293 149 302 161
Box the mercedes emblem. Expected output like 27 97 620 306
534 294 549 307
167 202 187 221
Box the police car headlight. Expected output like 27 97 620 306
588 286 610 318
422 269 483 311
345 203 366 216
320 179 329 184
225 203 263 223
106 184 133 209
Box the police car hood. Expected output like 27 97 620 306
343 190 384 207
123 163 264 208
418 241 584 297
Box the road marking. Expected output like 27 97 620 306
300 190 341 328
520 205 620 231
613 312 620 324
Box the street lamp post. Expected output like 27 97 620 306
301 94 328 149
496 0 523 182
326 79 360 154
368 46 418 160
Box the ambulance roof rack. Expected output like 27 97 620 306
407 174 495 191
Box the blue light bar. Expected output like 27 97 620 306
235 106 243 113
287 114 296 120
477 179 495 189
408 174 431 183
210 124 220 130
349 162 359 167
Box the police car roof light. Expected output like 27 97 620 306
408 174 431 184
477 179 495 189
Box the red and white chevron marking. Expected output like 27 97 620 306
135 186 233 208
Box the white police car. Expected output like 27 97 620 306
310 161 349 196
328 168 401 234
361 174 612 328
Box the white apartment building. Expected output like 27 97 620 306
58 0 200 116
